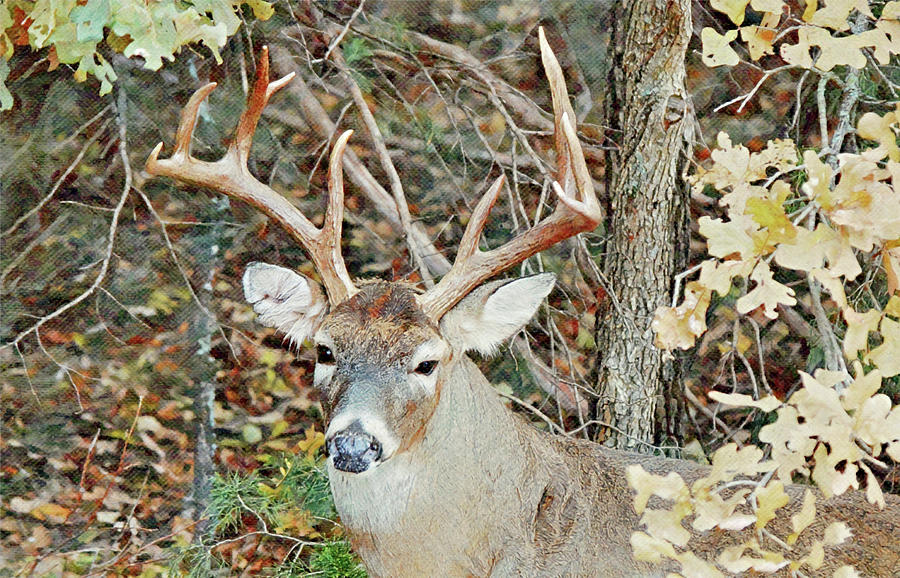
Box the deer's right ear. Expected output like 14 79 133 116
242 262 329 346
440 273 556 355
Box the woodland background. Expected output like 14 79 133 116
1 0 898 576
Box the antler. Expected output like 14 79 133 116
418 28 603 320
145 46 358 305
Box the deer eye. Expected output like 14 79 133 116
414 360 438 376
316 345 335 364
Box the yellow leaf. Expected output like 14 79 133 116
708 391 782 412
700 215 760 259
755 480 789 529
703 443 771 486
711 0 751 25
677 551 725 578
701 28 741 67
630 531 677 563
884 246 900 295
31 502 71 521
808 0 855 30
842 307 881 358
699 259 753 295
693 488 751 531
841 365 883 411
814 28 887 71
626 465 689 514
801 541 826 570
868 317 900 377
788 489 816 544
801 150 833 200
641 508 691 546
750 0 785 13
652 281 711 350
885 294 900 318
810 268 848 309
781 27 815 68
823 521 853 545
737 261 797 319
296 425 326 457
740 25 776 60
242 0 275 20
802 0 818 21
860 463 885 508
857 110 900 162
746 197 797 242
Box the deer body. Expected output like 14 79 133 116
306 282 900 578
145 35 899 578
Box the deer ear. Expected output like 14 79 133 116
440 273 556 355
242 262 329 346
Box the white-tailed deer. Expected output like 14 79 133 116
146 34 899 577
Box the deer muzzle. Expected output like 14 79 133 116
327 426 383 473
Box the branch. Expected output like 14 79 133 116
330 46 435 286
268 46 452 277
3 90 131 352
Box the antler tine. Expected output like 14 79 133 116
234 46 295 164
145 47 358 306
320 130 357 304
455 175 506 262
418 27 602 321
540 28 599 216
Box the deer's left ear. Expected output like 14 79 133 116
439 273 556 355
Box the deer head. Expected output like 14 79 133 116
145 31 601 476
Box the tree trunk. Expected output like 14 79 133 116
595 1 691 452
181 197 228 540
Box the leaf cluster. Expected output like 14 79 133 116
177 445 365 576
0 0 275 109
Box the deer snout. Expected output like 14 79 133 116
327 424 383 474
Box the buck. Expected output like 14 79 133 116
146 33 899 577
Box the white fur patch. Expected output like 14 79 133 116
242 262 328 345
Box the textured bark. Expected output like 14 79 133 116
181 201 226 540
595 2 691 451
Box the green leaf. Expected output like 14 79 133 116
241 0 274 20
0 59 12 111
70 0 110 43
111 0 178 71
242 423 263 444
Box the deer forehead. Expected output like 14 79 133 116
321 282 441 362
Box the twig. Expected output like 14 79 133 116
2 96 129 352
3 117 112 237
497 390 565 434
320 0 366 63
268 46 451 276
713 65 797 113
132 186 240 363
670 262 703 307
684 386 743 447
816 75 829 149
329 46 435 286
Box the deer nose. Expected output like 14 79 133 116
327 429 382 473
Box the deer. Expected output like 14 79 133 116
145 32 899 578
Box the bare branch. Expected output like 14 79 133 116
3 91 131 352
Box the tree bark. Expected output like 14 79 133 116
595 1 691 452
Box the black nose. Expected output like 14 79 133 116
327 430 382 473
